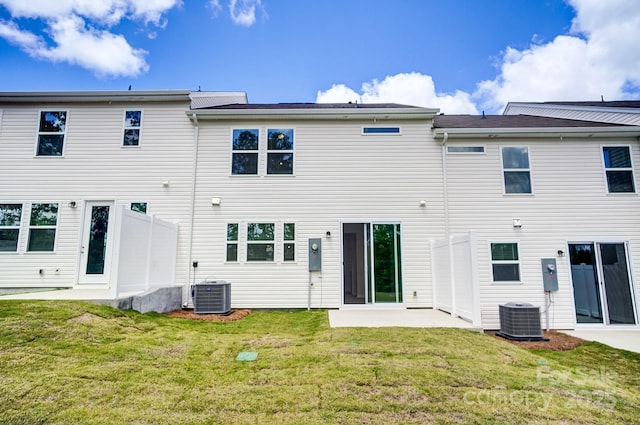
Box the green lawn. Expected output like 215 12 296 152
0 301 639 424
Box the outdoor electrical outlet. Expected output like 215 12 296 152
192 261 198 268
413 291 417 297
39 269 44 275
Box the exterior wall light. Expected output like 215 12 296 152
512 218 522 228
211 197 221 206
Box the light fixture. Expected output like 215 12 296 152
512 218 522 228
419 200 427 207
68 201 77 208
557 249 565 257
162 180 170 187
326 231 331 238
211 197 221 206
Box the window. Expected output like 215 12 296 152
247 223 274 261
363 127 400 134
226 223 238 262
0 204 22 252
447 146 485 154
283 223 295 262
232 129 259 175
130 202 147 214
267 129 294 174
491 243 520 282
603 146 635 193
37 111 67 156
123 110 142 146
502 146 531 194
27 203 58 252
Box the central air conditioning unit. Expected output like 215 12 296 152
496 302 545 341
193 280 231 314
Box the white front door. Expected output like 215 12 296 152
78 201 115 285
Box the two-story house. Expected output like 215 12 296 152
2 90 639 330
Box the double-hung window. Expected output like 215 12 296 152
123 110 142 146
603 146 635 193
27 203 59 252
226 223 239 262
232 129 259 175
0 204 22 252
501 146 531 194
491 243 520 282
267 129 294 174
283 223 295 262
247 223 275 261
37 111 67 156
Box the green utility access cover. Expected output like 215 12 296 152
236 351 258 361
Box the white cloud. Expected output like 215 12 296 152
40 15 149 78
229 0 263 27
474 0 640 112
316 73 479 114
0 0 179 77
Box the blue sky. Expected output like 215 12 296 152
0 0 638 113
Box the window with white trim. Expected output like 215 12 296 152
123 110 142 146
491 242 520 282
267 129 294 174
283 223 295 262
247 223 274 261
0 203 22 252
501 146 531 194
37 111 67 156
226 223 238 262
232 129 259 175
27 203 58 252
603 146 635 193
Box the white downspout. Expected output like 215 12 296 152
185 113 199 307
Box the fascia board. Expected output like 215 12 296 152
433 126 640 139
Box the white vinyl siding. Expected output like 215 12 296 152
444 138 640 329
191 119 443 309
0 101 193 287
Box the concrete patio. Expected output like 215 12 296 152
328 308 479 329
563 329 640 354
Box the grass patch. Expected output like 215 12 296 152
0 301 639 424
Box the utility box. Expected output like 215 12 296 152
541 258 558 292
308 238 322 271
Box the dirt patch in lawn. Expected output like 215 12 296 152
486 330 585 351
165 309 252 322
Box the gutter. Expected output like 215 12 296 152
0 90 192 104
433 126 640 139
187 107 438 121
185 112 200 306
